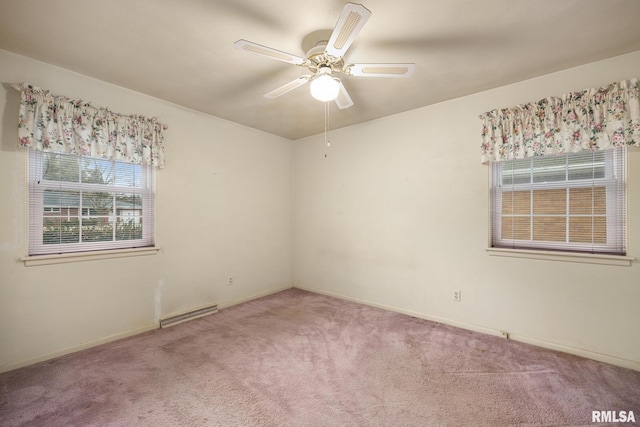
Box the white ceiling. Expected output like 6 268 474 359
1 0 640 140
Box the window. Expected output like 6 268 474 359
490 147 626 255
28 149 155 255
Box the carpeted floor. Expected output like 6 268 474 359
1 288 639 426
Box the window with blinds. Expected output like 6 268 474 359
28 149 155 255
490 147 626 255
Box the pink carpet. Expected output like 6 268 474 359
1 288 639 426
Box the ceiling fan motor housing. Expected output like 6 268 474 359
305 41 344 74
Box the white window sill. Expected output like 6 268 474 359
21 247 161 267
486 247 634 266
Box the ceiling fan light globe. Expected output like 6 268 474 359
310 74 340 102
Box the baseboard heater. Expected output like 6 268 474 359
159 303 218 328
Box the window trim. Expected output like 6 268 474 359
21 246 161 267
28 149 156 256
486 247 634 267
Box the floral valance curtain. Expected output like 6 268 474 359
479 78 640 164
14 83 167 168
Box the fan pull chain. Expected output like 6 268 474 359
324 101 331 158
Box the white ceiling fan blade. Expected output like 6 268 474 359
234 39 305 65
334 81 354 109
325 3 371 58
347 63 416 78
263 76 311 99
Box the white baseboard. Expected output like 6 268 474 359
217 285 294 310
294 285 640 372
5 284 634 374
0 285 295 374
510 335 639 372
0 323 158 374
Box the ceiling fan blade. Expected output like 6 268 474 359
263 76 311 99
334 81 354 109
325 3 371 58
347 63 416 78
234 39 305 65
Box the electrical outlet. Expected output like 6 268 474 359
453 290 461 302
500 331 510 339
228 276 233 286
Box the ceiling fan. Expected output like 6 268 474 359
234 2 415 109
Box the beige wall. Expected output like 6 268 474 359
0 50 294 372
293 51 640 370
2 47 639 373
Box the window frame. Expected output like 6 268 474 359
28 149 155 256
490 147 626 255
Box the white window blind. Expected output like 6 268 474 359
28 149 155 255
490 147 626 255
